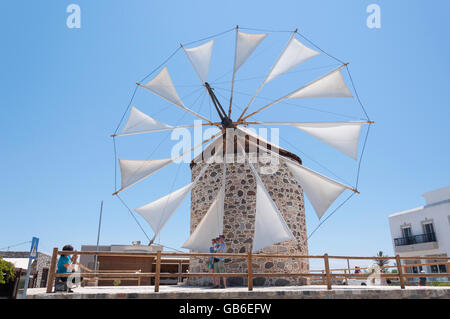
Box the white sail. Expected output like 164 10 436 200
183 40 214 83
237 34 319 121
292 122 363 160
135 183 194 237
135 144 224 238
236 141 295 252
119 106 173 136
181 186 225 252
253 176 296 252
234 31 268 72
142 66 185 107
285 161 347 219
288 67 353 99
264 37 319 84
119 158 173 190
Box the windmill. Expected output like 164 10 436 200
111 26 372 257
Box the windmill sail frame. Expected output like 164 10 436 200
111 26 372 248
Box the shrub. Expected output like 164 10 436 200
113 280 121 286
0 257 15 284
429 281 450 287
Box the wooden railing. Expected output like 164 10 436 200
77 263 143 286
310 260 450 285
45 248 450 293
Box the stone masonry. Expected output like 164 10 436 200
187 153 309 287
0 251 51 288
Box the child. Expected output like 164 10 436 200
208 238 218 287
55 245 78 292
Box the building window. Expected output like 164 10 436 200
430 265 437 273
423 222 434 235
427 257 448 274
402 226 412 238
406 259 422 274
422 222 436 242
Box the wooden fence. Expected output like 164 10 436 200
45 248 450 293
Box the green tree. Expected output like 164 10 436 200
374 251 390 272
0 257 15 284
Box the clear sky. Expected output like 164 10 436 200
1 1 449 269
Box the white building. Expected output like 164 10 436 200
388 186 450 280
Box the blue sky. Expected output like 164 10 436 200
1 1 449 269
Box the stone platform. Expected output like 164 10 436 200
26 285 449 299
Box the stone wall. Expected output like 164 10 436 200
26 286 450 299
187 159 308 287
0 251 51 287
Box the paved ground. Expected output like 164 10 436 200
26 285 450 299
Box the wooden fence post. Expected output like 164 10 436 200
178 261 182 283
324 253 332 290
344 269 348 285
154 250 161 292
247 251 253 291
395 255 405 289
46 247 58 293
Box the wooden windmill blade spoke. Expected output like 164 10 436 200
113 122 221 137
239 63 350 122
235 132 356 219
136 143 225 244
237 31 298 122
139 82 215 125
238 120 374 160
239 93 291 122
181 40 214 85
136 74 216 126
234 131 356 193
172 130 224 163
237 30 321 122
240 120 373 126
228 25 239 118
230 27 269 119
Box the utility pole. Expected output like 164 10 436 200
94 200 103 271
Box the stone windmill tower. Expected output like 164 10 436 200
188 134 309 286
